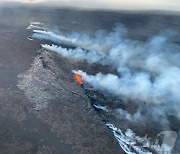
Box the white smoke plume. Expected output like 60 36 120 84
27 22 46 30
28 22 180 153
31 22 180 74
73 69 180 128
41 44 107 64
29 22 180 130
29 22 128 52
73 70 180 107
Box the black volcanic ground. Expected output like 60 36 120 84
0 4 180 154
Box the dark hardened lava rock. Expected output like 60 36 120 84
0 20 121 154
17 49 122 154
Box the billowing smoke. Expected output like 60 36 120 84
31 22 180 74
41 44 107 64
30 22 128 52
29 22 180 131
73 69 180 106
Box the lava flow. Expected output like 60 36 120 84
75 74 84 85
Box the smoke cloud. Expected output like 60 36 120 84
41 44 107 64
29 22 180 129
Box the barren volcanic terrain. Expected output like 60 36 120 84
0 5 180 154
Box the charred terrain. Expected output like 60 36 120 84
0 4 180 154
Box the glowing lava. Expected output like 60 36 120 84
75 74 83 85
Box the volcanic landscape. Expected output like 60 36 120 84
0 4 180 154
